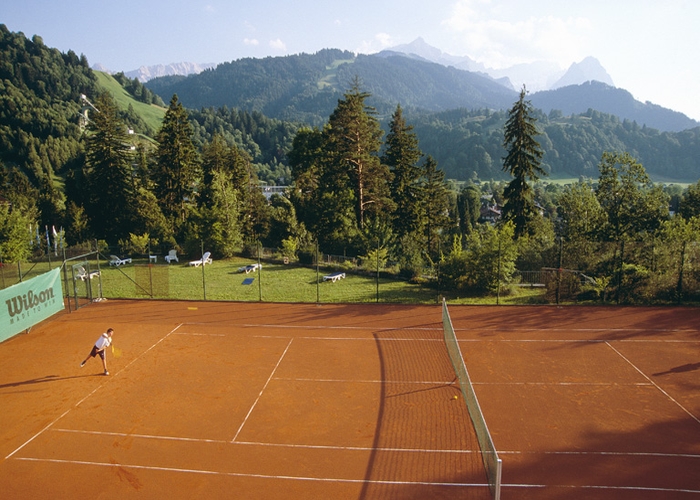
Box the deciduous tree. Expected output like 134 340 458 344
595 151 669 240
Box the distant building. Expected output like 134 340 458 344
260 185 288 200
480 202 502 224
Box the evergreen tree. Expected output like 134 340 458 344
200 169 242 257
502 86 545 238
457 183 481 236
287 127 324 235
153 94 200 230
323 81 391 230
382 104 423 239
83 92 136 242
200 134 232 209
421 155 451 259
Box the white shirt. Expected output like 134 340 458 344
95 333 112 350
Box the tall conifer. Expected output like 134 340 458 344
84 92 135 242
153 94 200 229
382 105 422 239
502 86 545 238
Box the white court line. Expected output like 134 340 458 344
502 483 700 494
497 449 700 458
52 429 476 454
180 320 442 332
273 377 651 387
172 332 226 337
4 324 184 460
231 338 293 443
11 457 700 494
453 327 699 333
255 336 444 341
12 457 488 488
275 377 455 385
605 341 700 425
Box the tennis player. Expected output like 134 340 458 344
80 328 114 375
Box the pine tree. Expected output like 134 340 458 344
323 81 391 230
457 183 481 236
153 95 200 229
83 92 136 242
382 104 423 239
502 86 545 238
421 155 451 258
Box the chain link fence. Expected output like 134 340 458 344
2 238 698 306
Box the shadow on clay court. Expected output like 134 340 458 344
653 362 700 377
0 374 100 389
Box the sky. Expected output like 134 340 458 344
3 0 700 120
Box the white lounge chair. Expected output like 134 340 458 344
323 272 345 282
189 251 212 267
238 263 261 274
75 266 100 281
109 255 132 267
164 249 179 264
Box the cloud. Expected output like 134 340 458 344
443 0 591 67
244 38 259 46
269 38 287 51
355 32 396 54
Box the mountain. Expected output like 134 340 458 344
551 57 613 89
145 48 698 132
386 38 568 92
530 81 698 133
92 61 216 82
386 39 614 93
145 49 518 125
385 37 485 73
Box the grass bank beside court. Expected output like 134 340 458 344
88 255 546 305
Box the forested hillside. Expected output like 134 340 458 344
145 50 518 125
0 24 96 185
410 107 700 182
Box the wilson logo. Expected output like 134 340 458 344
5 288 55 318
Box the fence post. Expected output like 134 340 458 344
376 238 380 303
257 240 262 302
617 240 625 305
556 237 563 305
316 240 320 304
0 251 5 289
496 239 501 305
201 240 206 301
677 241 686 305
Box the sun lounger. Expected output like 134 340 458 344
323 272 345 282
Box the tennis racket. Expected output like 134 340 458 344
111 344 123 358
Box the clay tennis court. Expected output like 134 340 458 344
0 300 698 499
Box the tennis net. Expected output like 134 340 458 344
442 299 502 500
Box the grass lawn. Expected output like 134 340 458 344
89 255 547 305
5 255 549 306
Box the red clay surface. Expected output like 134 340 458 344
0 300 488 500
0 301 698 499
448 305 700 499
